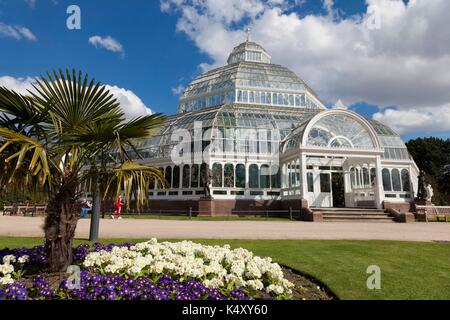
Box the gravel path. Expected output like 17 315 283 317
0 216 450 242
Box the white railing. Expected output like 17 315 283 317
415 205 450 222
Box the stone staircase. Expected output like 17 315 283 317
312 208 395 222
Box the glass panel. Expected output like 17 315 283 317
306 114 374 149
235 164 246 188
249 164 259 188
370 168 376 187
191 164 199 188
392 169 401 191
271 165 281 188
224 163 234 188
307 172 314 192
382 169 392 191
173 166 180 189
182 165 190 188
401 169 411 192
350 168 355 188
320 173 331 193
157 167 164 189
363 168 370 186
165 167 172 189
260 164 270 188
212 163 222 188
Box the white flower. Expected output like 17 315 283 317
0 274 14 285
2 255 16 264
0 263 14 275
18 255 29 264
81 239 294 296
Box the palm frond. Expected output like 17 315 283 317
0 127 53 185
103 161 167 210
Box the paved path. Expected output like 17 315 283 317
0 216 450 242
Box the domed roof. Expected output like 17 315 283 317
179 40 325 113
227 41 272 64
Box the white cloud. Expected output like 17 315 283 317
161 0 450 134
25 0 37 8
88 35 124 56
0 23 37 41
104 85 153 119
373 105 450 135
171 85 185 95
0 76 151 119
0 76 36 94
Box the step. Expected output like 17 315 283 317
312 208 383 212
322 214 393 220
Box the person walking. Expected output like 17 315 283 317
111 195 124 220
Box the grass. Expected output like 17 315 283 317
0 237 449 300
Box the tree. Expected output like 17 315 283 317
0 69 167 271
406 137 450 205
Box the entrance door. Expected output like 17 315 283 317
331 172 345 207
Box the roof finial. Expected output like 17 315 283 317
245 27 252 42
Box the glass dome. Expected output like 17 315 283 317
179 41 326 113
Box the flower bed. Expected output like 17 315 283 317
0 239 332 300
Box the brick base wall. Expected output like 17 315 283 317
382 201 413 213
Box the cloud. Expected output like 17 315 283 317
373 105 450 135
171 85 185 95
104 85 153 119
161 0 450 134
25 0 37 8
0 76 151 119
88 35 124 56
0 23 37 41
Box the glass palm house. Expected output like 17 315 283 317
134 41 419 214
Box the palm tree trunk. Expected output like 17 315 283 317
44 170 79 272
89 179 101 241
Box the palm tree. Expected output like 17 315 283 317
0 69 167 271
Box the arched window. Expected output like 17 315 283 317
212 163 222 187
401 169 411 192
191 164 199 188
271 165 281 188
149 178 155 190
350 167 355 188
235 164 246 188
249 164 259 188
200 163 208 188
260 164 270 188
165 167 172 188
370 168 376 186
157 167 164 189
182 165 190 188
307 172 314 192
382 169 392 191
356 168 361 187
363 168 370 186
392 169 401 191
172 166 180 189
306 113 374 149
224 163 234 188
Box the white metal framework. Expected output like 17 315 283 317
135 41 419 209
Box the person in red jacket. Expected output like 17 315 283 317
111 195 124 220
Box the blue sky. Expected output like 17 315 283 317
0 0 449 142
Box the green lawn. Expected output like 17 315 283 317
1 237 449 300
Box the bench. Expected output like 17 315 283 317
415 205 450 222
